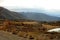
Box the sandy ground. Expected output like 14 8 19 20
0 31 27 40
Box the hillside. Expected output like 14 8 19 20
19 12 60 21
0 7 25 20
0 20 60 40
0 31 27 40
0 7 60 21
0 7 60 40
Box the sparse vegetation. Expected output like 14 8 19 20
0 19 60 40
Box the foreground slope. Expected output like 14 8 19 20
0 31 27 40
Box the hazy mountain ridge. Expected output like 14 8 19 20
0 7 60 21
19 12 60 21
0 7 25 20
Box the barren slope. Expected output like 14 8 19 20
0 31 27 40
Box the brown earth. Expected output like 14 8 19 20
0 19 60 40
0 31 28 40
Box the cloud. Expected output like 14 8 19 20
0 0 3 2
0 0 60 10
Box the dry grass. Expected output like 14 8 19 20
0 20 60 40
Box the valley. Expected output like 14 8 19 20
0 7 60 40
0 19 60 40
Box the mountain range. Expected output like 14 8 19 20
19 12 60 21
0 7 60 21
0 7 25 20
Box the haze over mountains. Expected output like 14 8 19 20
19 12 60 21
0 7 60 21
6 7 60 17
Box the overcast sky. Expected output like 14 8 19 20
0 0 60 10
0 0 60 17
